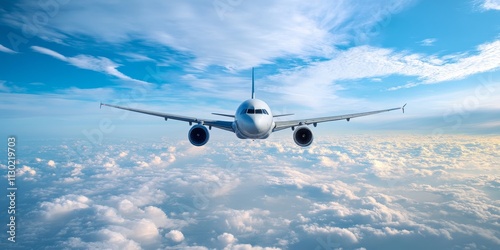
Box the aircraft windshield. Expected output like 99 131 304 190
244 109 269 115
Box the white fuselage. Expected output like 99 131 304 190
233 99 275 139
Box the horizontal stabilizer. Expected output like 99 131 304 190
212 113 235 118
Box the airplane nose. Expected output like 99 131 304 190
253 118 266 133
250 116 268 133
241 115 267 135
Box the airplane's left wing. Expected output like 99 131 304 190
273 104 406 132
100 103 234 132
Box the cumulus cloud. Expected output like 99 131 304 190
227 244 281 250
136 153 176 168
40 195 91 219
17 165 36 176
318 156 339 168
47 160 56 167
165 230 185 243
151 155 162 165
127 218 161 243
63 230 142 250
301 224 359 244
14 136 500 249
218 232 237 245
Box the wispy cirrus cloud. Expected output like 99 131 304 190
0 80 10 92
419 38 437 46
30 46 152 86
270 39 500 102
0 80 26 93
0 43 17 54
4 0 413 70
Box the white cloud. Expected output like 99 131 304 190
318 156 339 168
151 155 162 165
119 52 155 62
0 81 8 92
16 136 500 249
419 38 437 46
31 46 151 86
218 232 237 246
482 0 500 10
64 230 142 250
0 81 24 93
118 199 139 214
6 0 412 69
95 205 125 224
143 206 171 228
0 43 17 54
165 230 185 243
17 165 36 176
61 177 82 183
31 46 66 60
40 194 91 219
227 244 281 250
218 208 271 233
271 40 500 105
128 218 161 242
301 224 359 243
47 160 56 167
136 153 177 168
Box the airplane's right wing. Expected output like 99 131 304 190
273 104 406 132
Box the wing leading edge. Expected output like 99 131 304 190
273 104 406 132
100 103 234 132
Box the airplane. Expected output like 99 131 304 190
101 68 406 147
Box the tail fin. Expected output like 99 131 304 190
251 67 255 99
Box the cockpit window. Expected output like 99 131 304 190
244 108 269 115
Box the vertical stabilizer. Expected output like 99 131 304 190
251 67 255 99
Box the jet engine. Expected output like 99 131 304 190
293 126 313 147
188 125 210 146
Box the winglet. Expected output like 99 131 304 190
402 103 407 113
100 102 103 109
251 67 255 99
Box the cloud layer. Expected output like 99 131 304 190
3 135 498 249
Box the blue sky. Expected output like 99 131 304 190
1 1 500 249
1 0 499 139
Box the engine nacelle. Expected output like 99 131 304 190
293 126 313 147
188 125 210 146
